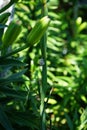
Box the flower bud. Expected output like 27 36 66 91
27 16 50 46
2 21 21 48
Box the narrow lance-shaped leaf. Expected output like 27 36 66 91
0 12 11 24
0 106 14 130
0 58 27 67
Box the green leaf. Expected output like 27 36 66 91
0 58 27 67
0 106 13 130
0 69 28 85
0 86 27 99
8 111 39 129
80 108 87 130
65 113 74 130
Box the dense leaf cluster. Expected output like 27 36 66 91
0 0 87 130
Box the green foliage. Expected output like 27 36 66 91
80 108 87 130
0 0 87 130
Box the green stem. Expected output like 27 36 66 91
73 0 79 38
40 34 47 130
40 1 48 130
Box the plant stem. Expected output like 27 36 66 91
40 0 48 130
